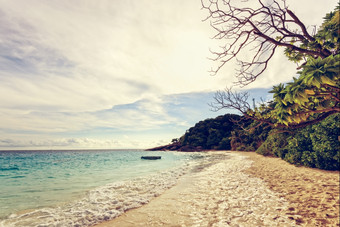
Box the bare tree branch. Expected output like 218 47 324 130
201 0 332 85
211 87 339 130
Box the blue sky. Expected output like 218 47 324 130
0 0 337 149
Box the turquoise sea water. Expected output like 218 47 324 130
0 149 204 226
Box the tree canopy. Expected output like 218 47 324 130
203 0 339 129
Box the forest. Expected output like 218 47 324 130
177 113 339 170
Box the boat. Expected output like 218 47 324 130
141 156 162 160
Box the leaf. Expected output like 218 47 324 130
327 68 340 73
321 76 337 86
287 116 293 123
287 108 293 115
311 79 321 88
304 89 316 95
294 115 301 124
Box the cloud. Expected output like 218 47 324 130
0 137 129 149
0 8 74 76
0 0 217 113
0 0 337 149
0 88 271 149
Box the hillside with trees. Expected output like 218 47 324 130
149 113 339 170
179 114 241 150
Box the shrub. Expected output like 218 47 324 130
256 131 289 157
217 137 231 150
256 114 339 170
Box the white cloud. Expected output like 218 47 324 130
0 90 270 149
0 0 217 111
0 0 337 149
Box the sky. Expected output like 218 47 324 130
0 0 338 150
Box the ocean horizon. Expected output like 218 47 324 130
0 149 207 226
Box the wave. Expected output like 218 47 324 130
0 163 193 227
10 176 25 179
0 167 19 171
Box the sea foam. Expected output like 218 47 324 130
0 161 193 227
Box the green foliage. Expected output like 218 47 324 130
256 114 339 170
216 137 231 150
264 53 340 127
317 5 340 53
248 5 340 128
284 4 339 64
180 114 241 150
256 131 289 157
180 114 271 152
253 6 340 167
174 112 338 170
230 120 271 152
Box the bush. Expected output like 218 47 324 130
300 150 318 168
257 114 339 170
217 137 231 150
309 114 339 170
231 120 272 152
256 131 289 157
284 114 339 170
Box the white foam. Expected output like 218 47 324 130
185 153 298 226
0 157 200 227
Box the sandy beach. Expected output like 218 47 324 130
243 152 340 226
95 151 339 227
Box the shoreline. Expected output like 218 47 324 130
0 150 196 227
94 151 339 226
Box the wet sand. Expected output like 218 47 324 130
95 151 339 227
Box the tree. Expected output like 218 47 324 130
204 0 339 129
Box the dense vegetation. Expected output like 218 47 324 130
257 114 339 170
173 113 339 170
179 114 241 150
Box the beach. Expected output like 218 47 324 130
244 152 340 226
95 151 339 227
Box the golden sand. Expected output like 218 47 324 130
242 151 339 226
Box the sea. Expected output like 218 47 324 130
0 149 207 227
